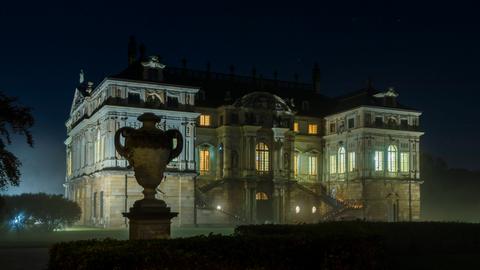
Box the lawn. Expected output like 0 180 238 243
0 226 234 248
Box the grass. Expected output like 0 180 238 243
0 226 234 248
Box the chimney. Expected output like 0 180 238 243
128 36 137 65
312 62 320 93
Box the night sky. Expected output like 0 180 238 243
1 2 478 194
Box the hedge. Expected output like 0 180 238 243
48 233 384 270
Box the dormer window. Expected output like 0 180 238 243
329 122 336 133
348 117 355 129
128 92 140 104
199 115 211 126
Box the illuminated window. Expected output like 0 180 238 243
199 114 211 126
308 124 318 134
199 149 210 175
312 206 317 213
400 152 409 172
295 206 300 214
338 147 346 173
294 153 299 176
387 145 398 172
294 122 299 132
348 152 356 172
374 151 384 171
308 156 317 176
256 192 268 200
330 155 337 174
255 142 270 172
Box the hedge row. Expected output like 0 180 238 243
236 221 480 254
48 233 384 270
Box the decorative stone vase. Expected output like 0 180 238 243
115 112 183 208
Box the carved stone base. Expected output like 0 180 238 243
123 202 178 240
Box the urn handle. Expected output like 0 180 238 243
114 127 134 159
165 129 183 163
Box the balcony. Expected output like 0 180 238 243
365 122 421 132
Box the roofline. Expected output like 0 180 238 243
104 77 201 92
326 105 422 118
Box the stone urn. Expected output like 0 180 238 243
114 112 182 239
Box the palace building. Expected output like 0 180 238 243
65 40 423 227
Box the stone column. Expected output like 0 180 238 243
272 128 290 179
244 180 257 223
273 183 286 224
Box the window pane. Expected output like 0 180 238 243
330 155 336 174
309 156 317 176
400 152 409 172
375 151 384 171
308 124 318 134
338 147 346 173
348 152 356 172
294 122 299 132
200 149 210 175
387 145 398 172
294 154 299 176
256 143 269 172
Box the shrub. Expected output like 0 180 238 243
1 193 81 232
48 234 384 270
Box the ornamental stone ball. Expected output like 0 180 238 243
114 112 183 207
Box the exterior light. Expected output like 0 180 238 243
216 205 222 211
312 206 317 213
295 206 300 214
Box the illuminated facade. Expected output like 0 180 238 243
65 42 423 227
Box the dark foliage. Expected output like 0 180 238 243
237 222 480 269
48 233 383 270
0 91 34 190
1 193 81 232
421 153 480 221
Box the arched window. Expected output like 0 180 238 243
256 192 268 200
338 147 346 173
255 142 270 172
387 145 398 172
199 147 210 175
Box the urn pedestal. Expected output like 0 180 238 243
115 112 183 240
123 206 178 240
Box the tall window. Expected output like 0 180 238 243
348 152 356 172
93 192 97 218
374 151 384 171
338 147 346 173
99 191 104 219
293 122 299 132
255 142 270 172
330 155 337 174
308 156 317 176
199 114 211 126
400 152 409 172
294 153 299 176
308 124 318 134
387 145 398 172
199 149 210 175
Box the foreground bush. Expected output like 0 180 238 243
1 193 81 232
48 234 384 270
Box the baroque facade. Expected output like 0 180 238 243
65 42 423 227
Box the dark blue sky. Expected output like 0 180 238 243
1 1 479 194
